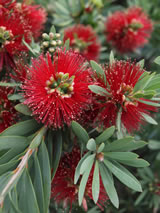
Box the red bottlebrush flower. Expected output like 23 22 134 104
105 7 153 53
0 9 32 70
0 86 17 132
51 147 108 211
92 60 157 132
64 24 101 61
0 0 15 14
16 1 47 39
22 49 92 129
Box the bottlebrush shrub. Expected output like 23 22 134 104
0 27 160 213
105 7 153 53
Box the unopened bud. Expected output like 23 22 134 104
49 47 55 53
49 32 54 39
55 33 61 38
57 40 62 46
96 152 104 162
42 41 49 47
50 40 57 46
42 33 49 40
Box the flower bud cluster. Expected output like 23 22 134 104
41 32 62 54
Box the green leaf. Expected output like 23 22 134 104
109 51 115 65
96 126 115 144
116 108 122 137
104 159 142 192
97 143 105 153
87 138 96 151
0 136 28 150
104 137 147 152
118 159 149 167
72 121 89 144
64 39 70 50
142 113 158 125
91 0 103 8
8 191 22 213
90 60 106 83
138 99 160 107
134 90 154 99
80 154 95 175
51 130 62 179
55 2 70 15
135 189 148 206
32 153 45 213
78 159 94 205
0 82 21 87
8 94 23 101
148 140 160 150
0 172 12 193
17 169 40 213
104 152 138 161
38 142 51 212
0 160 19 176
137 59 144 68
99 163 119 208
15 104 32 116
89 85 110 96
144 76 160 90
50 25 56 34
1 119 41 136
29 126 47 149
0 147 25 164
92 161 100 204
22 38 37 56
133 72 154 92
154 56 160 65
74 152 91 184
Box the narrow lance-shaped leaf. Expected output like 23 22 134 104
17 169 40 213
99 163 119 208
142 113 158 125
72 121 89 144
38 141 51 212
51 130 62 179
154 56 160 65
96 126 115 144
90 60 106 84
50 25 56 34
92 160 100 204
87 138 96 151
104 137 147 152
0 82 21 87
109 50 115 65
89 85 110 96
15 103 32 116
78 157 94 205
80 154 96 175
138 99 160 107
74 152 91 184
1 119 41 136
104 152 138 161
32 153 45 213
104 159 142 192
29 126 47 149
118 158 149 168
64 39 70 50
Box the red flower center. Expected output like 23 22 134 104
45 72 75 98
